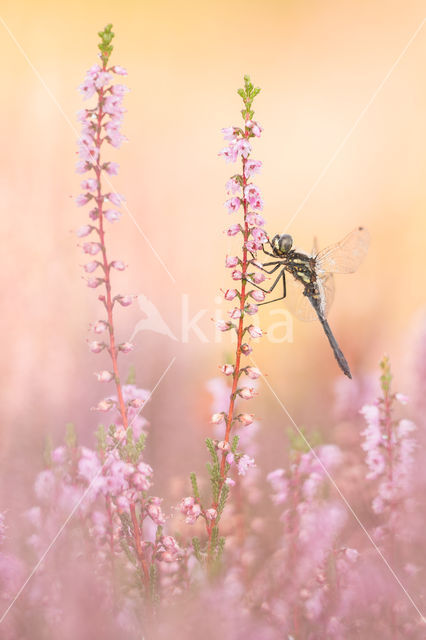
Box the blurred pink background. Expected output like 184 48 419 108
1 0 425 500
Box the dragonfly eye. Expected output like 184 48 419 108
278 234 293 253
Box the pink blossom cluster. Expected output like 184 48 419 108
265 445 359 636
219 122 267 252
360 380 417 521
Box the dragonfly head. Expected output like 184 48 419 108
271 233 293 256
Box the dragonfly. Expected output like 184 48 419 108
250 227 370 378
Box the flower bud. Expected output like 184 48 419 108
95 370 114 382
220 364 234 376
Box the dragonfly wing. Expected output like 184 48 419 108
316 227 369 274
285 273 335 322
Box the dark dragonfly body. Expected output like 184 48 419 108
251 228 369 378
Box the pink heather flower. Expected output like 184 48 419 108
131 471 150 491
217 441 230 452
250 289 265 302
345 548 359 563
396 392 409 404
245 159 262 178
360 404 380 426
84 261 99 273
103 95 125 116
398 418 416 437
225 477 236 486
107 130 127 148
225 178 241 194
220 364 234 375
95 370 114 382
240 343 252 355
128 398 144 411
247 120 263 137
162 535 180 553
224 288 238 301
118 341 134 353
76 160 91 174
78 448 101 482
83 242 101 255
231 270 243 280
237 454 256 475
115 295 133 307
225 255 239 268
219 146 236 163
365 450 385 479
79 79 96 100
252 270 266 284
244 185 263 210
112 65 128 75
104 209 122 223
87 277 104 288
115 495 130 512
103 161 119 175
216 320 233 332
179 497 202 524
110 260 126 270
225 197 241 214
238 387 257 400
245 366 261 379
76 225 93 238
234 138 251 159
238 413 254 426
147 503 166 526
93 320 108 333
34 470 56 502
80 178 98 191
94 70 112 89
51 445 67 464
89 207 99 220
229 307 242 320
221 126 237 140
211 413 225 425
111 84 129 96
251 227 267 245
93 399 114 412
247 325 262 339
107 192 125 206
88 340 105 353
245 303 258 315
205 508 217 521
76 193 92 207
226 452 235 465
246 212 265 227
226 224 242 236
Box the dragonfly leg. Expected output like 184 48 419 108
246 268 286 296
255 262 282 275
257 270 287 306
262 248 278 258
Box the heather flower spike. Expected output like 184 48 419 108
183 76 265 574
76 24 131 427
71 24 181 608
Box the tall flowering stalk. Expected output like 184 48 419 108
74 25 183 607
180 76 267 572
360 355 417 637
76 23 132 427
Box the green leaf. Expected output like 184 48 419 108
65 423 77 449
192 537 203 564
190 472 200 499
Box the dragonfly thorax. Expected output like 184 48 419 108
271 233 293 256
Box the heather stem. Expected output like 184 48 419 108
94 67 128 431
206 112 253 569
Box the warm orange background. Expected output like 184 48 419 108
1 1 425 492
